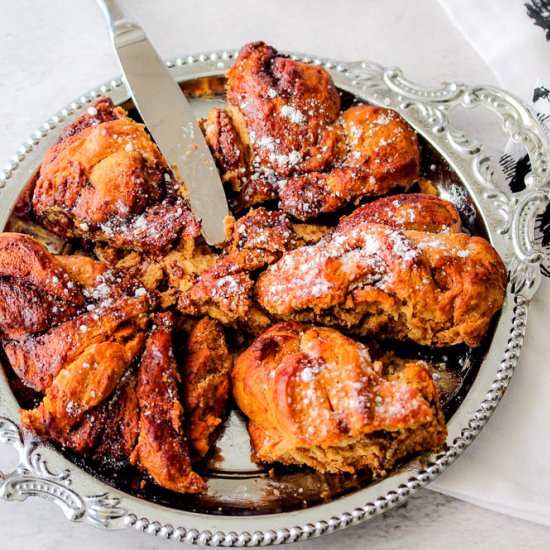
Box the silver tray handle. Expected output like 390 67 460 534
460 86 550 298
0 417 128 528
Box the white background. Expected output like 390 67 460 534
0 1 549 548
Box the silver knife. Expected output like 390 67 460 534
97 0 229 246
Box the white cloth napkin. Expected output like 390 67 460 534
432 0 550 526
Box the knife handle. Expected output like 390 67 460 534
96 0 126 27
96 0 146 46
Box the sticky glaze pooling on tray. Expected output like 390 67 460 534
0 77 498 516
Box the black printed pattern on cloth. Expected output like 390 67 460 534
534 86 550 102
499 86 550 276
525 0 550 41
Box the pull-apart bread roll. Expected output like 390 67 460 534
182 316 234 458
0 234 231 493
178 207 298 326
32 97 199 251
203 41 420 219
131 312 207 494
0 40 510 493
256 194 507 347
0 233 156 392
232 322 446 475
177 206 329 333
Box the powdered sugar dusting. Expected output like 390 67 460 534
280 105 306 124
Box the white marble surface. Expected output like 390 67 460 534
0 0 549 548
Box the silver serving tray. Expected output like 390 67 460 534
0 50 549 546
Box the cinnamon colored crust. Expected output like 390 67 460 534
226 41 341 179
32 97 199 251
90 373 140 463
5 290 154 392
0 234 213 493
131 312 207 493
21 340 142 439
336 193 462 234
177 208 328 330
278 106 421 220
0 233 85 340
202 42 420 218
178 208 296 326
256 196 507 347
183 317 232 457
0 234 154 391
175 193 505 348
65 372 140 463
232 322 447 474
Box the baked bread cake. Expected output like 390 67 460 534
130 312 206 493
178 207 297 327
0 233 231 493
232 322 447 474
31 97 199 252
0 233 155 392
0 41 509 492
177 193 506 347
203 41 420 218
182 316 233 458
256 194 507 347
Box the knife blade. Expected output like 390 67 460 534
97 0 229 245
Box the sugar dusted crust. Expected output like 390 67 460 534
255 199 506 348
0 41 508 488
0 234 228 493
32 97 200 252
203 42 420 218
232 322 447 474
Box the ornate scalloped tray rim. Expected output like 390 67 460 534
0 49 548 546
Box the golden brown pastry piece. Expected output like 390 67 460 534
131 312 207 493
0 235 231 493
32 97 199 251
94 233 218 312
225 42 341 177
176 207 328 331
0 233 86 340
4 279 155 392
0 234 153 391
178 208 296 326
0 235 151 442
182 317 233 457
65 372 140 463
97 208 329 326
0 236 142 446
232 322 447 474
21 339 142 440
278 106 421 220
203 41 420 219
336 193 462 234
256 194 507 347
